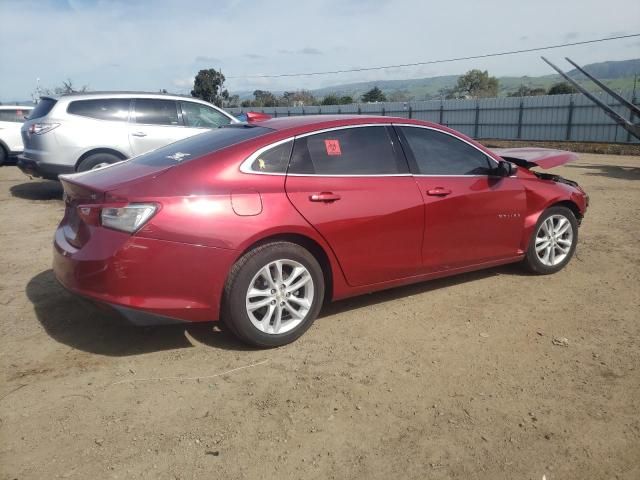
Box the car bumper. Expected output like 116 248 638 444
17 156 74 180
53 226 238 325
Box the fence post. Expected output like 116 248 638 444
565 98 574 141
627 95 637 143
517 100 524 139
338 107 341 114
408 105 412 119
473 102 480 138
287 110 290 116
439 103 444 124
357 105 361 115
302 108 305 116
381 106 386 116
274 110 278 118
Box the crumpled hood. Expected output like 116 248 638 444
492 147 578 169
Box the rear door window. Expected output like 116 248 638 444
248 140 293 173
28 98 57 119
181 102 232 128
134 99 180 126
288 126 405 175
67 99 130 121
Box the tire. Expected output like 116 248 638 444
0 146 6 166
222 242 325 347
77 152 121 172
523 206 578 275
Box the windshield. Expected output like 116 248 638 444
129 125 273 167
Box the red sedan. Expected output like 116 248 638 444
53 115 588 347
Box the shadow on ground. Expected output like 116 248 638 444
10 180 63 200
567 163 640 181
28 264 527 356
26 270 252 356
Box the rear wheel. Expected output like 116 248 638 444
523 206 578 274
0 146 6 166
223 242 324 347
77 152 121 172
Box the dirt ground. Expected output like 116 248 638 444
1 154 639 480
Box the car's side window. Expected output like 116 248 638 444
134 99 179 126
181 102 231 128
399 126 494 175
0 109 30 122
248 140 293 173
67 99 130 122
289 126 404 175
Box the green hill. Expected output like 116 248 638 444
234 58 640 101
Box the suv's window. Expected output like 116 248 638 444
289 126 403 175
399 127 493 175
249 140 293 173
0 109 31 122
67 99 130 121
130 125 273 167
134 99 179 126
181 102 231 128
29 98 57 119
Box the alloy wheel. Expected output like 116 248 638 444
245 259 314 335
535 214 574 266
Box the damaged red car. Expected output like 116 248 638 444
53 116 588 347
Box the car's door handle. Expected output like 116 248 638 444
426 188 452 197
131 131 147 137
309 192 341 202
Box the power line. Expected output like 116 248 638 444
227 33 640 79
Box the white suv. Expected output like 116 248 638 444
18 92 238 179
0 105 33 165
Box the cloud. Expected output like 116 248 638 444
172 77 194 88
195 55 221 64
244 53 264 59
563 32 580 41
278 47 322 55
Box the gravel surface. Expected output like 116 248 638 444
1 154 639 479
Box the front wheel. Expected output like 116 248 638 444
222 242 325 347
523 206 578 274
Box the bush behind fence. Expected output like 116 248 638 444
228 90 639 144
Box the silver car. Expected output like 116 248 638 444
18 92 238 179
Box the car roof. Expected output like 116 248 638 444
252 114 440 135
41 92 220 104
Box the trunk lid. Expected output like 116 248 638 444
491 147 578 169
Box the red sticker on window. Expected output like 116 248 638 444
324 139 341 156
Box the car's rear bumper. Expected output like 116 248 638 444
53 226 238 325
17 156 74 180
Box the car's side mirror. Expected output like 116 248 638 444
496 160 517 177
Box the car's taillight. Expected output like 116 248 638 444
100 203 157 233
28 122 60 135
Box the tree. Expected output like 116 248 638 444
252 90 278 107
547 82 578 95
339 95 354 104
321 94 340 105
191 68 229 107
226 94 240 108
388 90 412 102
507 85 547 97
447 70 499 99
361 86 386 103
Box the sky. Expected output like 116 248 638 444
1 0 639 102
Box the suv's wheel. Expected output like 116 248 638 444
223 242 324 347
0 146 6 166
523 206 578 274
77 152 121 172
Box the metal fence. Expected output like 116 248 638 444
228 90 638 144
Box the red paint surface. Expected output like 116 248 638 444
54 115 588 323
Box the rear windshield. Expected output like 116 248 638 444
129 124 273 167
29 98 57 119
